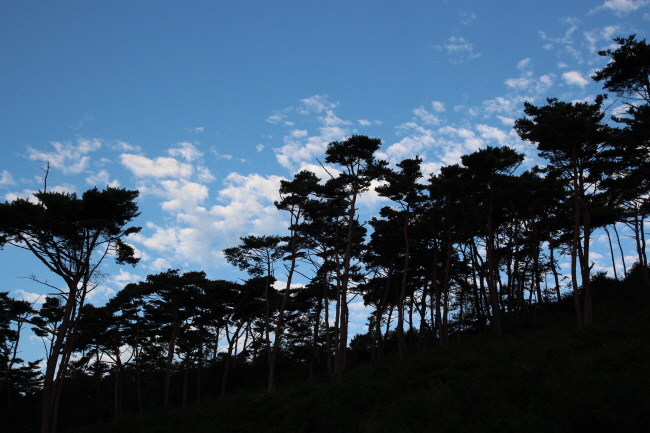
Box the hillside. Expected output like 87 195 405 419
66 273 650 433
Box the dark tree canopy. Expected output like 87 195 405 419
593 34 650 103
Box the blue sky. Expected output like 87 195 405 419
1 0 649 359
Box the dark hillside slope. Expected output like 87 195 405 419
74 274 650 433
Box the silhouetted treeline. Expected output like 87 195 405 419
1 34 649 433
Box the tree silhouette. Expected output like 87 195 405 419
516 97 612 326
0 186 140 433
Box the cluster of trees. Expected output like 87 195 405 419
0 34 648 433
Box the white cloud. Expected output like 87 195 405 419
505 77 531 90
266 112 287 124
150 257 172 271
0 170 15 185
27 138 102 175
210 147 234 161
168 142 203 162
121 154 194 178
275 135 332 171
299 95 337 114
358 119 383 126
112 269 142 286
431 101 446 113
476 124 509 146
318 110 352 127
517 58 532 71
378 122 436 164
590 0 649 17
290 129 309 138
563 70 590 87
14 289 45 305
159 180 209 213
209 173 287 244
85 169 120 187
132 222 180 253
434 36 482 64
197 166 216 183
584 25 621 53
481 95 528 116
112 141 141 153
459 11 477 25
5 189 38 203
131 171 289 269
413 106 442 125
256 144 265 152
497 115 516 127
274 113 349 171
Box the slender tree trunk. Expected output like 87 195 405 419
486 192 503 338
397 211 411 360
269 224 299 393
581 196 593 325
613 224 628 278
604 226 618 280
571 168 583 328
40 281 80 433
323 272 332 375
220 321 244 398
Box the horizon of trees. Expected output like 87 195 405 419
1 33 649 433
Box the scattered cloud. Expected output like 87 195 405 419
197 166 216 183
563 70 590 87
434 36 482 64
413 106 443 126
583 25 621 54
210 147 234 161
85 169 120 187
256 144 265 152
168 142 203 162
290 129 309 139
459 11 477 25
0 170 16 185
121 154 194 178
68 115 95 131
27 138 102 175
539 17 584 63
14 289 45 305
590 0 649 17
273 96 350 171
299 95 338 114
379 122 436 164
431 101 446 113
159 180 210 213
112 269 143 287
358 119 383 126
112 141 142 153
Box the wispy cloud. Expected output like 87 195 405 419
459 11 477 25
358 119 383 126
167 142 203 162
434 36 482 64
299 95 338 114
85 169 120 187
590 0 649 17
0 170 16 186
273 95 350 171
27 138 102 175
